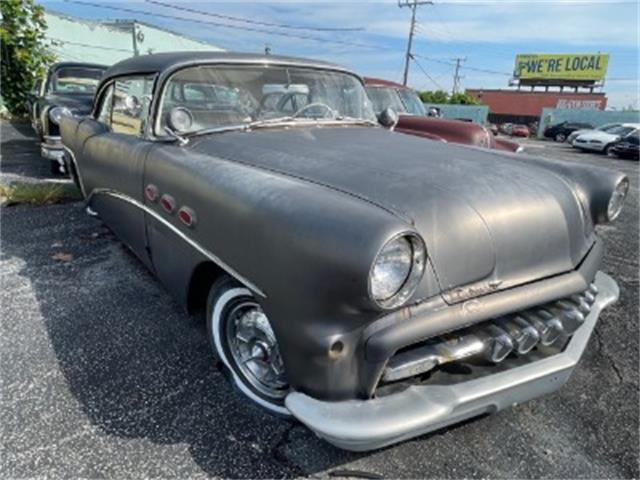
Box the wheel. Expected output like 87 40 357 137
206 276 290 416
604 144 615 156
554 133 566 142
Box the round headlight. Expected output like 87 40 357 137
369 234 426 309
607 177 629 222
49 106 71 124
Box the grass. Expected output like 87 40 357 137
0 182 82 206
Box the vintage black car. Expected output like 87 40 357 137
28 61 107 174
60 52 628 451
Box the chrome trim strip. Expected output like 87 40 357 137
286 271 618 452
62 146 87 198
87 188 267 298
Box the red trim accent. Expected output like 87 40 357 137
178 206 196 227
160 194 176 214
145 184 159 202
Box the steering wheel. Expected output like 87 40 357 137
291 102 336 119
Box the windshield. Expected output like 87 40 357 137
365 86 406 114
397 88 426 115
49 67 104 94
597 123 620 131
158 65 376 135
608 126 635 136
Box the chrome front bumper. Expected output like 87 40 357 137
286 271 619 451
41 135 65 161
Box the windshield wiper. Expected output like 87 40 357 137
184 115 377 140
184 117 295 139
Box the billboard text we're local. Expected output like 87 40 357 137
515 54 609 81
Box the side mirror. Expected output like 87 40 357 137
378 107 399 129
123 95 142 116
167 106 193 134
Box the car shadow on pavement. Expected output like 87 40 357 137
2 201 379 477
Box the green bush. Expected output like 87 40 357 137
0 0 54 116
418 90 480 105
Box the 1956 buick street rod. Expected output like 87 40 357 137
60 52 628 451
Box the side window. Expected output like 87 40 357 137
97 84 114 126
111 76 154 136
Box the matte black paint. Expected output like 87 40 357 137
60 53 626 402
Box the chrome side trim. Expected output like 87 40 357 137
87 188 267 298
286 271 618 452
62 146 87 198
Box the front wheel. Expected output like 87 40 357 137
206 276 290 416
604 144 616 156
554 133 566 142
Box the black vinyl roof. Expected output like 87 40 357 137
51 62 108 71
101 51 351 83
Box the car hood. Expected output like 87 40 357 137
45 94 94 114
190 126 594 299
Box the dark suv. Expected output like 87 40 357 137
544 121 594 142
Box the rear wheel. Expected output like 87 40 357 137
554 133 566 142
206 276 290 416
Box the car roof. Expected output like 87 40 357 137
51 62 108 71
101 51 352 84
363 77 408 89
620 123 640 128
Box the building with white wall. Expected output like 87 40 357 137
45 10 223 66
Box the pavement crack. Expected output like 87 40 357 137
594 328 624 383
270 423 306 477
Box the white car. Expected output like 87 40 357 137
568 123 621 145
573 124 640 154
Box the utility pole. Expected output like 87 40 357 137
451 56 466 95
398 0 433 86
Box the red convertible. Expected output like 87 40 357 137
364 78 522 153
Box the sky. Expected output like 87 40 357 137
39 0 639 109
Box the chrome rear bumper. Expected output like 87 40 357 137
286 271 618 451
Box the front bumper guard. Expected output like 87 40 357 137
286 271 619 452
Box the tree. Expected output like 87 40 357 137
419 90 480 105
1 0 54 116
449 92 480 105
419 90 449 104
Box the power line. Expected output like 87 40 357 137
410 54 445 90
145 0 363 32
62 0 387 52
48 37 131 53
413 53 512 76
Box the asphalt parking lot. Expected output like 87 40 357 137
1 121 638 479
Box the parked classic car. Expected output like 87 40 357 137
543 121 594 142
611 131 639 159
573 124 640 155
28 61 107 174
60 52 627 451
363 78 522 153
510 124 530 137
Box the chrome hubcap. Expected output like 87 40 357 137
225 300 288 399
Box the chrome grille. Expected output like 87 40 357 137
382 283 598 383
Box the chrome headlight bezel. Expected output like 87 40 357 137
606 177 629 222
48 106 71 125
368 232 426 310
